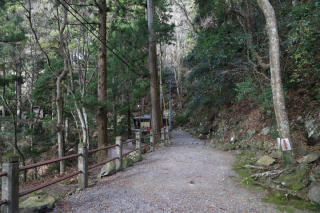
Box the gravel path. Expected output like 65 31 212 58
54 130 283 213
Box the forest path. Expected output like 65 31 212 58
54 130 282 213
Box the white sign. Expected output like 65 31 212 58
281 138 291 151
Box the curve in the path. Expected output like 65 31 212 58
54 130 284 213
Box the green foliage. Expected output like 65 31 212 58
235 77 257 101
181 0 320 128
32 69 55 110
104 0 174 136
235 77 273 111
284 2 320 95
174 113 189 127
0 2 26 43
183 0 248 116
257 86 273 111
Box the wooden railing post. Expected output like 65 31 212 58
150 130 154 152
161 128 165 145
115 136 122 170
78 143 88 190
135 130 142 155
1 154 19 213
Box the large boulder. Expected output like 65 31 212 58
19 194 55 213
297 151 320 164
308 183 320 204
98 161 116 179
256 155 275 166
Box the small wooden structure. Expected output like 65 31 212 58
133 114 169 131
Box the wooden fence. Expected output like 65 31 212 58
0 128 170 213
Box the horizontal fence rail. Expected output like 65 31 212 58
0 128 170 212
19 153 81 171
19 171 81 197
88 144 118 154
123 139 136 145
123 150 136 157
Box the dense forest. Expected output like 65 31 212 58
0 0 173 172
0 0 319 211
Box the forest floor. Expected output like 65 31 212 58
51 130 311 213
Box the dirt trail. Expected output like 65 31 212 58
54 130 285 213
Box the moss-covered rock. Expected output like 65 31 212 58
122 157 133 169
98 161 116 178
128 151 142 163
19 194 55 212
256 155 275 166
297 151 320 164
278 167 309 191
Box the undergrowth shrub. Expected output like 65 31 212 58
235 77 257 101
174 113 189 127
235 77 274 111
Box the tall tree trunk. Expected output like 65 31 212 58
147 0 161 144
83 107 90 147
51 88 55 120
112 82 117 138
64 118 69 145
173 68 182 109
56 3 68 175
76 106 89 147
127 91 132 139
169 77 173 131
56 66 67 175
257 0 294 166
1 63 5 117
71 111 81 143
159 43 165 111
97 0 108 160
